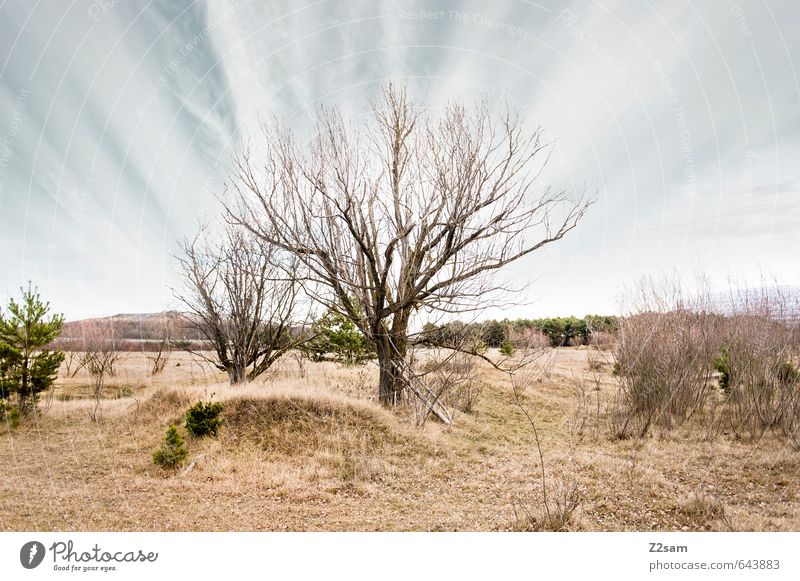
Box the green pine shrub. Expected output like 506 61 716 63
153 424 187 468
184 400 224 437
2 402 20 430
713 348 731 394
499 340 516 356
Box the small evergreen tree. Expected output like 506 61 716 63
480 320 507 348
0 285 64 416
153 424 188 468
712 348 731 394
499 340 516 357
306 309 375 365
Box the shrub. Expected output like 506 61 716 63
2 402 20 430
612 309 722 437
306 309 375 365
712 348 731 394
185 400 224 437
777 361 799 386
589 330 616 350
153 424 187 468
612 276 800 445
413 350 483 420
499 340 516 357
719 310 799 441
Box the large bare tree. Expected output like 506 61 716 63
175 224 305 384
229 84 590 404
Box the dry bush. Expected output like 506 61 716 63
612 276 800 446
511 477 581 531
589 330 616 350
509 327 550 349
718 287 800 445
412 349 484 420
679 491 725 528
508 352 582 531
613 310 722 437
77 320 121 422
567 336 586 347
612 278 723 438
586 351 606 372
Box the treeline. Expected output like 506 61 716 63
422 315 619 349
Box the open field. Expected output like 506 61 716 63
1 348 798 531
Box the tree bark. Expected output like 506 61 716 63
375 333 407 406
18 357 30 415
227 362 247 385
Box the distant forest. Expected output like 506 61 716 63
53 312 619 352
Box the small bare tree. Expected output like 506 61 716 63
147 316 173 375
79 320 119 422
229 84 590 405
63 349 85 378
175 224 306 385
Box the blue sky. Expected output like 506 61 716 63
1 0 798 320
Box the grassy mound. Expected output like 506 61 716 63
140 389 195 421
221 395 406 457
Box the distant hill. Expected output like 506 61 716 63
56 311 208 351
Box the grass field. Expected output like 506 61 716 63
1 348 798 531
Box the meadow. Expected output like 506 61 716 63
1 347 797 531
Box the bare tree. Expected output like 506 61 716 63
175 224 305 385
229 84 590 405
147 316 173 375
79 320 120 422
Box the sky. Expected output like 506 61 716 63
0 0 798 321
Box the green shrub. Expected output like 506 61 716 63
153 424 187 468
480 320 508 348
499 340 516 356
2 402 20 430
306 309 375 365
185 400 224 437
713 348 731 394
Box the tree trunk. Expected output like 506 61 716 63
18 357 30 416
17 392 30 416
376 335 407 406
227 360 247 384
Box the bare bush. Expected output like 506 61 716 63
494 335 582 530
413 348 483 419
718 285 800 445
612 277 723 437
61 348 85 377
588 330 616 350
509 326 550 350
78 320 120 422
147 317 174 376
612 276 800 446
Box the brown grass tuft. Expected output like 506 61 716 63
221 395 403 456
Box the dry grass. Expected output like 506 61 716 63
0 349 798 531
